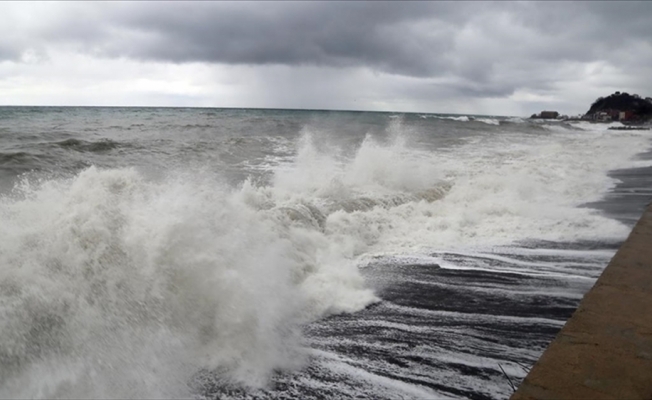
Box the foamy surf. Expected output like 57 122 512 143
1 107 651 398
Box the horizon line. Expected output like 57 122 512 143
0 104 513 118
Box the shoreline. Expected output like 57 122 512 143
542 117 652 127
511 202 652 399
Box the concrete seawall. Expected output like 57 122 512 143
511 204 652 399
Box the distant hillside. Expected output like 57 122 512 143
586 92 652 120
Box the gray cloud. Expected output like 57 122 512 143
91 2 465 77
84 3 652 71
1 1 651 113
0 3 484 75
0 45 20 62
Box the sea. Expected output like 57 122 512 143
1 107 651 399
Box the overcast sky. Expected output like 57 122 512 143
1 1 651 116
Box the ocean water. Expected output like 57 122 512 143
1 107 651 399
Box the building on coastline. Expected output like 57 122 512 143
595 109 618 121
584 91 652 123
539 111 559 119
585 108 634 122
530 110 560 119
619 110 635 121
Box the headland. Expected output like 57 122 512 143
530 91 652 127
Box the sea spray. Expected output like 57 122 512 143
1 111 652 397
0 167 374 398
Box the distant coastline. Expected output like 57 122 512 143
530 91 652 127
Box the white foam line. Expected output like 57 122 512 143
316 346 513 400
308 348 452 398
370 249 611 272
401 278 585 298
372 251 606 279
436 260 596 281
319 358 451 399
414 348 528 379
381 303 566 327
367 251 599 280
493 246 617 258
437 251 605 269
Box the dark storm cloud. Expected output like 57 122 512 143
5 2 652 75
60 1 651 97
85 2 470 77
1 1 651 111
2 2 480 75
94 2 652 71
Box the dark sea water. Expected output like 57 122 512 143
1 107 651 399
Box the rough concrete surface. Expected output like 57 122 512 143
511 204 652 400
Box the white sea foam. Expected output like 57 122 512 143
1 121 651 397
506 117 525 123
421 115 471 122
570 120 624 131
424 115 501 125
0 168 381 398
278 127 651 256
473 118 500 125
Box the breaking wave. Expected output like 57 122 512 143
419 115 502 125
1 125 651 398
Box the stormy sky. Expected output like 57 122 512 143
1 1 651 116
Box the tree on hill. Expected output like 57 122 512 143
586 92 652 119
